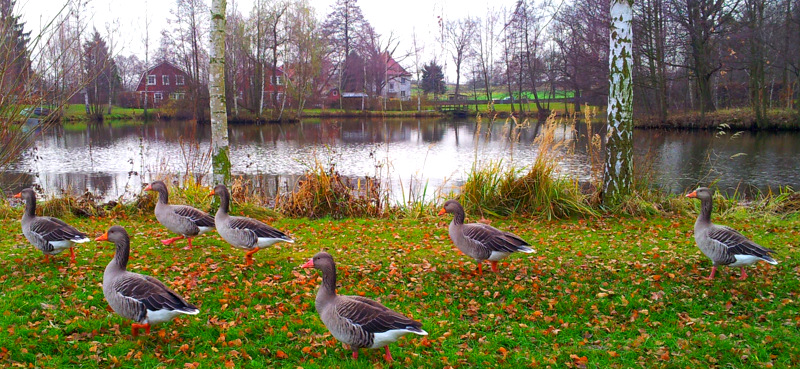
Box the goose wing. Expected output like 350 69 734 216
462 223 529 253
336 295 421 334
708 225 776 260
172 205 215 228
228 216 292 240
30 217 89 243
114 273 198 318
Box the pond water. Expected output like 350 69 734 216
2 118 800 202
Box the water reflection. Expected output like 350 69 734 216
2 118 799 201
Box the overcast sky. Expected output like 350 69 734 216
18 0 515 82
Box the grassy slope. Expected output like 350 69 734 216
0 208 798 368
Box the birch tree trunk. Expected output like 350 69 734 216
210 0 230 184
602 0 634 204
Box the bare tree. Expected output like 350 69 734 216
445 17 477 96
475 9 499 106
511 0 548 117
604 0 634 204
668 0 738 115
284 0 333 115
165 0 209 122
210 0 229 183
411 30 424 112
323 0 367 107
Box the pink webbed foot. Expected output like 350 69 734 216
161 236 184 246
739 267 748 280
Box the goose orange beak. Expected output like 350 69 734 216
301 259 314 268
685 191 697 198
95 232 109 242
12 193 21 198
437 208 446 216
143 184 152 191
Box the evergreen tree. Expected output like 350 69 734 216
420 61 446 98
0 0 32 97
83 29 118 120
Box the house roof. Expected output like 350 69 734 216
136 61 188 88
384 53 410 77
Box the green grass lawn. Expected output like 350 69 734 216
1 208 798 368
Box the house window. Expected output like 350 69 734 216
271 75 282 85
162 75 170 85
332 90 338 96
401 91 406 97
154 92 163 101
147 75 156 85
401 77 407 84
276 92 283 101
176 75 185 85
389 82 395 91
170 93 185 100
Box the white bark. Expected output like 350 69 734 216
210 0 230 183
603 0 634 203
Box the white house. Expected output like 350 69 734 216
381 53 412 101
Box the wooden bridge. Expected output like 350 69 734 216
437 102 471 116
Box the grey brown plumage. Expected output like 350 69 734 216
438 199 534 274
686 187 778 280
14 188 89 263
144 181 215 249
210 184 293 265
301 252 427 362
97 226 199 337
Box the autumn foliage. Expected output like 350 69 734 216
0 199 798 367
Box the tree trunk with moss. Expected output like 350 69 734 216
603 0 634 205
210 0 230 184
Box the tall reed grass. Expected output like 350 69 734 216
275 160 382 219
460 112 597 219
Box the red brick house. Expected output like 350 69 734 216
262 67 286 106
135 61 190 106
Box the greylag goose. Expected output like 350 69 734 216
96 226 199 336
210 184 294 266
686 187 777 280
144 181 215 250
13 188 90 263
301 251 427 362
438 199 534 275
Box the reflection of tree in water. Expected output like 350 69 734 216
4 118 800 201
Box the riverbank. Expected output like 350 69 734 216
0 196 798 367
55 103 584 123
636 108 800 131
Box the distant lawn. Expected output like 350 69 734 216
62 105 151 120
0 205 798 367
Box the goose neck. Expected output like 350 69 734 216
698 196 713 225
320 263 337 297
23 196 36 218
156 188 169 204
113 239 130 270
